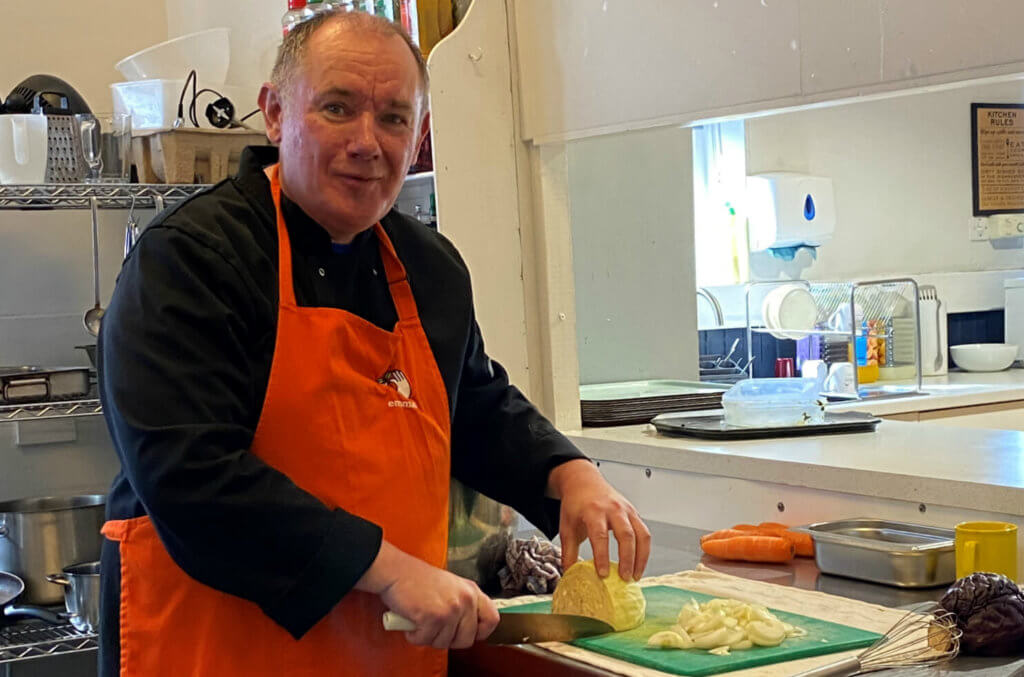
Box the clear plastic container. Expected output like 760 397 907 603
722 377 826 428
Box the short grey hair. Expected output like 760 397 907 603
270 10 429 106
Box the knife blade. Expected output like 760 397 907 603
382 610 614 645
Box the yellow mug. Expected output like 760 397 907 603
955 521 1018 580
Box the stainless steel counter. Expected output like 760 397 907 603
450 521 1024 676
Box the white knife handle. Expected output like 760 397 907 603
382 611 417 632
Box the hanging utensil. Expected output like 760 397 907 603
123 193 139 260
83 197 104 336
718 338 741 367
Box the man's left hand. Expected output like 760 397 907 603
547 459 651 581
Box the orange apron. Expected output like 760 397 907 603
102 163 451 677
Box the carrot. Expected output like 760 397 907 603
729 523 816 557
752 525 815 558
784 531 814 557
758 522 790 530
699 529 750 544
701 535 795 563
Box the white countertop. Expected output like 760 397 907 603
567 419 1024 516
832 369 1024 416
568 371 1024 517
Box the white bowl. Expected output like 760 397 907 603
949 343 1019 372
116 28 231 85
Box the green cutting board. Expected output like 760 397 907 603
504 586 881 676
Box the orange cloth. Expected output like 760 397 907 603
102 163 452 676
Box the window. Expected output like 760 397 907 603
692 120 748 287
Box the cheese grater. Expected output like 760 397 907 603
43 115 87 182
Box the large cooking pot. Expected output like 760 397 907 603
0 495 105 604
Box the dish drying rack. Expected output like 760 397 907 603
744 278 924 400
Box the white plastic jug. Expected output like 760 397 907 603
0 114 48 184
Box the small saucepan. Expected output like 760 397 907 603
0 570 65 624
46 561 100 633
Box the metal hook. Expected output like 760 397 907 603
124 193 140 260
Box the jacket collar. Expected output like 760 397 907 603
232 145 380 254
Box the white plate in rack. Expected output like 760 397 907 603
763 285 817 340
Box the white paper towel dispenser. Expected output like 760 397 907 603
746 173 835 256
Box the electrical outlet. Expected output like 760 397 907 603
991 214 1024 239
969 216 989 241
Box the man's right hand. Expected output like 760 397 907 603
356 541 499 649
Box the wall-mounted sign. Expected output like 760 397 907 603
972 103 1024 215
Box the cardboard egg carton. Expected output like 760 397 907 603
133 127 268 184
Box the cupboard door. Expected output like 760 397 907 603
881 0 1024 82
798 0 883 95
513 0 802 144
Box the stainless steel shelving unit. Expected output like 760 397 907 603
0 184 210 669
0 183 209 210
0 399 103 423
0 621 96 664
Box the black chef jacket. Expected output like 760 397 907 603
97 146 587 675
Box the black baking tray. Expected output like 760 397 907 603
651 412 881 440
0 366 91 405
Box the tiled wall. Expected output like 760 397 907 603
947 310 1004 346
699 327 796 379
0 207 155 367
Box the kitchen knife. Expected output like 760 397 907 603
382 610 614 645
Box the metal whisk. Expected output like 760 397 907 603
792 602 961 676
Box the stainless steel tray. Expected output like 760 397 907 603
792 518 955 588
0 367 91 405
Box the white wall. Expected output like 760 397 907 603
0 0 168 112
746 79 1024 284
166 0 282 89
568 125 699 384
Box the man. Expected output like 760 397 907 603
98 11 649 676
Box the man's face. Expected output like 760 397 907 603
261 24 427 241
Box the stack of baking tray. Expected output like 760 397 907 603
579 380 728 427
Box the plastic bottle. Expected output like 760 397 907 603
320 0 355 11
395 0 418 42
282 0 315 35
